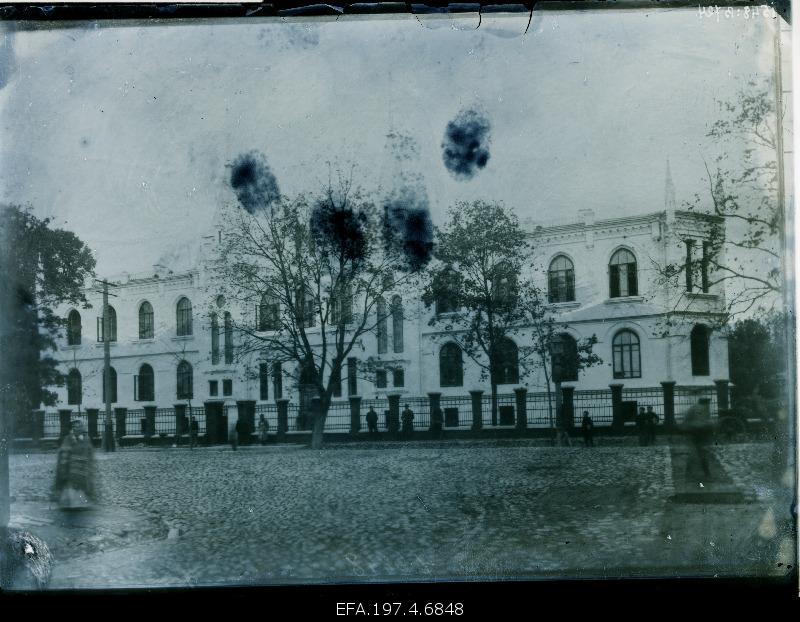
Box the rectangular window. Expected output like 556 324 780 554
376 369 387 389
259 363 269 400
273 363 283 399
347 358 358 396
223 379 232 396
331 366 342 398
393 368 405 388
209 380 218 397
685 240 695 292
701 242 710 293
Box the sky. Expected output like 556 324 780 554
0 8 781 277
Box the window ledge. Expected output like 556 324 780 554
686 292 719 300
605 296 644 304
172 335 194 341
94 342 118 347
136 338 155 344
547 301 581 310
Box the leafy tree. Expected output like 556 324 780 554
422 201 532 424
728 311 789 401
0 205 96 528
216 161 431 449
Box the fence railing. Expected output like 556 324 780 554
33 384 724 440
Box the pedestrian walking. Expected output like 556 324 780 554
431 406 444 440
366 406 379 439
581 411 594 447
258 414 269 446
189 415 199 449
645 405 659 446
636 406 647 446
401 404 415 439
232 417 246 451
53 421 96 510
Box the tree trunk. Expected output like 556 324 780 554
310 406 327 450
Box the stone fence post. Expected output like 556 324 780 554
609 384 624 431
660 381 676 428
349 396 362 436
469 391 483 431
427 392 441 432
86 408 99 441
143 406 156 440
388 394 400 438
561 386 575 429
58 409 72 441
276 398 289 442
514 387 527 431
114 407 127 441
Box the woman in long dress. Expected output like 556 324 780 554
53 421 96 510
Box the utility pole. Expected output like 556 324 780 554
101 280 115 452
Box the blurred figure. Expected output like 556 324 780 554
366 406 379 439
401 404 415 439
636 406 647 446
555 406 572 447
581 411 594 447
683 398 713 478
258 414 269 446
189 414 199 449
645 405 659 446
53 421 96 510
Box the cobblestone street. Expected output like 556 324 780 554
8 439 794 589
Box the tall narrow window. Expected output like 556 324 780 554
273 362 283 399
210 313 220 365
139 301 154 339
177 360 193 399
176 297 193 336
376 298 388 354
331 366 342 398
609 249 638 298
393 368 405 388
701 242 710 293
223 379 233 396
492 338 519 385
376 369 387 389
224 312 233 364
691 324 710 376
332 286 353 326
550 333 579 383
66 369 82 405
102 366 118 404
136 363 155 402
439 343 464 387
259 363 269 400
685 240 695 292
391 296 404 353
612 330 641 379
96 305 117 342
347 357 358 396
548 255 575 303
259 293 279 331
295 287 315 328
434 268 460 315
67 310 81 345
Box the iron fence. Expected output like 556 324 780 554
674 385 719 422
573 389 615 426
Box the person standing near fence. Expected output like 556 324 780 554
401 404 415 439
581 411 594 447
366 407 379 439
645 405 659 446
636 406 647 446
258 414 269 446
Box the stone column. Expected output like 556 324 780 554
714 379 730 412
85 408 99 441
349 396 362 435
114 407 127 440
660 381 676 429
427 392 442 432
514 387 528 431
58 409 72 441
276 398 289 442
236 400 256 444
561 386 575 429
388 394 400 438
469 391 483 431
609 384 624 431
144 406 156 440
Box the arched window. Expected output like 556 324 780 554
176 297 193 336
177 360 193 399
102 366 118 404
492 337 519 385
139 301 154 339
612 330 641 379
440 343 464 387
434 268 461 315
136 363 155 402
492 261 518 308
66 310 81 345
66 369 82 405
548 255 575 303
259 293 279 331
376 298 388 354
96 305 117 342
690 324 710 376
392 295 404 353
224 312 233 364
551 333 579 382
609 249 638 298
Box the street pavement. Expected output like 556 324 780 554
7 437 795 589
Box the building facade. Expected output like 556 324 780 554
47 208 730 433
